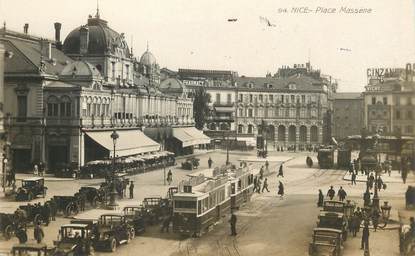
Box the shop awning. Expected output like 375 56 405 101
236 137 256 146
85 130 160 157
173 127 211 147
214 106 234 113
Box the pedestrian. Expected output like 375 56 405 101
277 181 284 199
372 209 380 232
377 177 383 190
50 198 57 221
161 215 172 233
265 160 269 172
229 212 237 236
15 226 28 244
257 178 262 194
33 164 39 176
306 156 313 168
129 181 134 199
387 161 392 177
253 176 258 192
363 188 371 207
351 171 357 185
259 166 264 180
167 169 173 185
208 157 213 169
361 223 370 250
355 207 362 234
43 202 51 226
262 178 270 192
277 164 284 177
337 186 347 201
350 213 358 237
327 186 335 200
34 222 44 244
368 173 374 189
317 189 324 207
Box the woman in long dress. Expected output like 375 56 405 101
278 181 284 199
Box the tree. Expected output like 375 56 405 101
193 88 211 130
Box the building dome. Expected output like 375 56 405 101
60 60 102 80
63 15 130 56
140 50 157 66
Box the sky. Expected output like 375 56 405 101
1 0 414 92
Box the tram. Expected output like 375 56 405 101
173 164 256 237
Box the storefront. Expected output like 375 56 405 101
170 127 211 155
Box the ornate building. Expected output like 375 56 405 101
1 11 203 173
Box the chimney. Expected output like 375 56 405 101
406 63 411 81
40 39 52 60
54 22 62 50
23 23 29 34
79 26 89 55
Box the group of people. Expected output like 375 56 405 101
33 162 45 176
318 185 348 205
15 222 45 244
252 164 284 198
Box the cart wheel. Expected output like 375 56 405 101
27 192 33 201
34 214 43 225
109 238 117 252
4 225 13 240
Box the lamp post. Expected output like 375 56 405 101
226 131 230 165
108 130 119 210
2 157 7 192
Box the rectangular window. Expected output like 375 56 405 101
249 95 253 102
406 125 413 134
227 94 232 104
383 97 387 105
396 96 401 105
396 110 401 119
111 62 116 79
269 95 273 102
372 97 376 105
408 111 413 119
291 95 295 103
17 96 27 120
259 95 263 102
281 95 284 103
239 94 243 102
301 95 305 103
216 93 221 104
126 64 130 81
239 108 243 117
248 109 253 117
408 97 412 106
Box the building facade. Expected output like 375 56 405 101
1 12 199 173
333 93 364 140
363 64 415 136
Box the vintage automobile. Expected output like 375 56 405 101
78 186 105 207
0 213 18 240
53 195 81 217
11 243 51 256
122 206 146 234
181 157 200 170
53 222 95 256
322 200 346 214
15 203 50 226
317 211 348 241
142 197 171 225
317 147 335 169
93 214 135 252
309 228 343 256
15 177 47 201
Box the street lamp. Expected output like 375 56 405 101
107 129 119 210
226 131 230 165
2 157 8 192
372 132 382 209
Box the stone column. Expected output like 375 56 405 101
295 125 300 149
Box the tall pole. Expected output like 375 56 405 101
226 131 230 165
108 130 119 210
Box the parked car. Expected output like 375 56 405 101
11 243 50 256
93 214 134 252
309 228 343 256
181 158 200 170
15 177 47 201
122 206 146 234
317 211 348 241
53 222 95 256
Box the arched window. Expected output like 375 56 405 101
278 125 286 142
288 125 296 142
248 124 254 134
310 126 318 142
238 124 244 133
47 96 59 117
60 96 71 117
299 125 307 142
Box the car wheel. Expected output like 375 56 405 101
91 196 98 208
109 238 117 252
28 192 33 201
4 225 13 240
